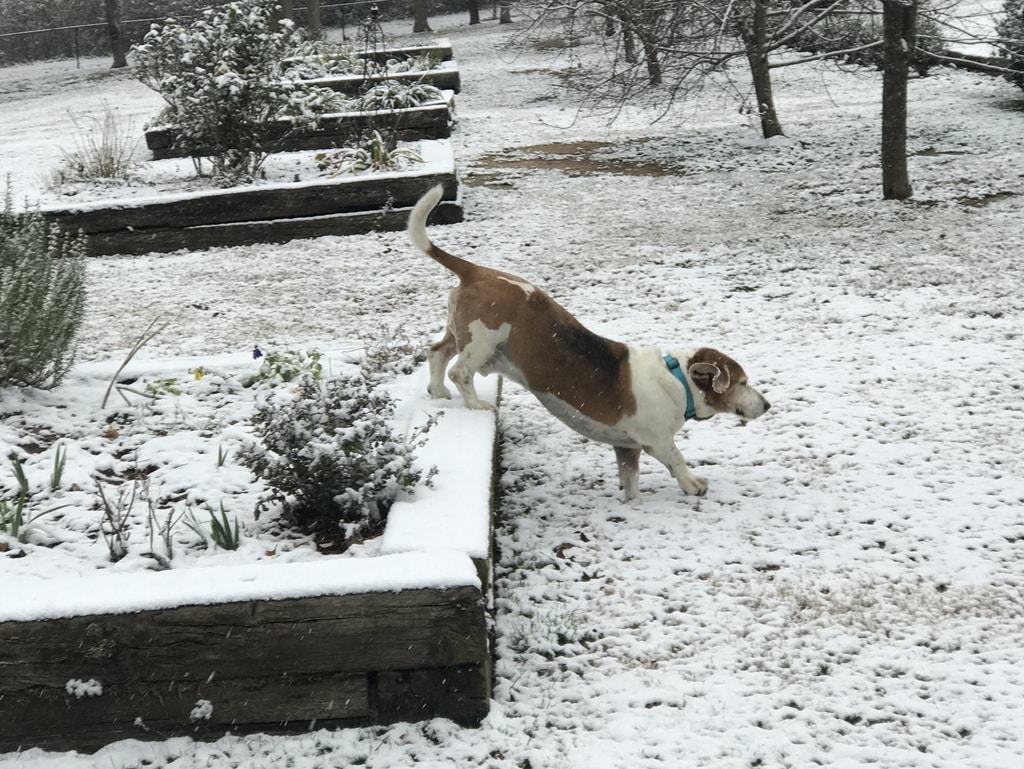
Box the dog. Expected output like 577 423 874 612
407 185 770 500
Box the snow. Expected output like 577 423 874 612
36 137 456 212
0 549 481 622
0 344 492 619
382 368 498 560
2 7 1024 769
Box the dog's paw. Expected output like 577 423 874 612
682 474 708 496
620 484 639 502
466 400 497 412
427 385 453 400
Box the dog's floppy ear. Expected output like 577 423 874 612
689 361 730 394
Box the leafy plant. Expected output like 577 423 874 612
382 52 444 74
50 443 67 492
239 372 435 544
1 456 66 544
276 85 349 119
0 456 30 540
144 377 184 398
281 42 362 78
243 348 324 387
0 182 86 390
186 502 241 550
132 0 303 183
356 82 445 111
506 609 596 658
315 130 423 176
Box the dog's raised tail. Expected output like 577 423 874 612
407 184 474 281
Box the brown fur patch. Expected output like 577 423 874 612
688 347 749 412
450 264 637 425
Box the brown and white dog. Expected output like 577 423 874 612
408 185 771 500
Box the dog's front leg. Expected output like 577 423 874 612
614 446 641 500
643 442 708 496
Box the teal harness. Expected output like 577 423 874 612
663 354 697 420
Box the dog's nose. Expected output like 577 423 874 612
762 397 771 412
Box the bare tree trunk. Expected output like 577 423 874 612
307 0 323 40
639 31 662 85
103 0 127 68
739 0 784 138
603 7 616 37
413 0 432 32
881 0 916 200
622 21 637 64
499 1 512 24
631 3 663 85
614 4 637 64
468 0 481 25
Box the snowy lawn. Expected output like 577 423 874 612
1 8 1023 769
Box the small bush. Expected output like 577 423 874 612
243 348 323 387
239 373 433 546
997 0 1024 91
0 184 86 390
51 103 140 186
132 0 302 183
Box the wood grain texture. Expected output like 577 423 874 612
0 586 489 752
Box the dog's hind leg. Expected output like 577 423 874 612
446 321 504 411
428 329 458 400
615 446 641 500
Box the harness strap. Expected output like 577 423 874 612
664 354 697 420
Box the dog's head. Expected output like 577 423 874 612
686 347 771 421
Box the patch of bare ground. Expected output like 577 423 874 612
467 139 681 186
955 190 1019 207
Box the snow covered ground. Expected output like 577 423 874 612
2 7 1024 769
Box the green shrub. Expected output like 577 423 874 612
239 372 433 544
997 0 1024 91
0 184 86 390
132 0 302 183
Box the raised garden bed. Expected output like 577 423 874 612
353 41 454 65
291 39 460 95
0 365 499 754
41 139 462 256
303 62 461 97
145 93 456 159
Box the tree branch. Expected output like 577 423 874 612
767 40 885 68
